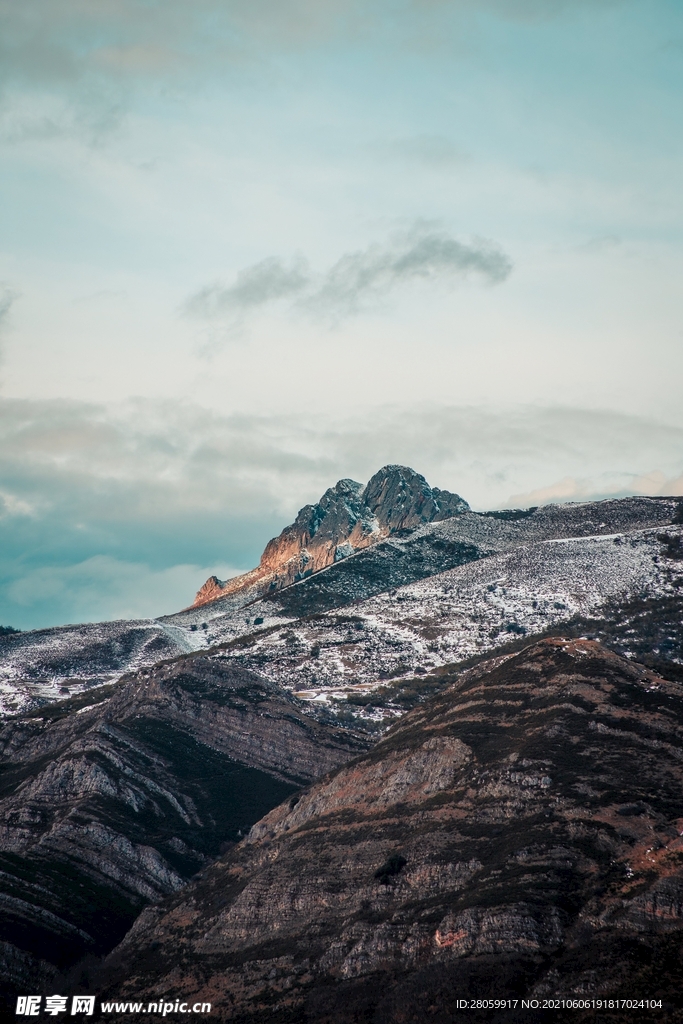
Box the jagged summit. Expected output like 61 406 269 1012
193 465 469 608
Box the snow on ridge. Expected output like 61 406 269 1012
0 510 679 718
208 526 682 705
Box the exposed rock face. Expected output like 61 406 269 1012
363 465 469 533
192 466 469 607
100 639 683 1020
193 575 230 605
0 656 368 996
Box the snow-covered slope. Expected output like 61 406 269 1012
0 495 679 717
0 620 195 716
164 495 679 642
198 524 683 712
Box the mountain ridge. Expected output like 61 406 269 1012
96 638 683 1021
0 654 369 995
0 488 679 717
192 465 469 608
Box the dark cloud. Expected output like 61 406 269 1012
308 227 511 315
0 396 332 628
186 226 512 328
185 257 310 319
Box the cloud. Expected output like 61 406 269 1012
0 88 122 145
307 227 511 315
0 286 16 326
0 0 615 148
507 462 683 509
0 0 368 102
2 396 682 630
6 555 241 623
632 470 683 498
0 286 17 361
0 0 624 91
185 225 512 330
0 490 34 518
508 476 588 506
185 257 310 319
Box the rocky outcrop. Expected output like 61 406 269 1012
192 466 469 607
99 639 683 1020
0 655 368 1000
193 575 230 605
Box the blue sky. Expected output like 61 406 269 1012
0 0 682 629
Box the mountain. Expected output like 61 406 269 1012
1 463 679 717
98 639 683 1021
0 620 191 716
0 653 367 1000
0 464 468 716
0 467 682 1014
192 465 469 607
203 513 683 713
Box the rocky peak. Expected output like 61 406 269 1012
193 575 228 606
260 477 367 571
362 464 469 532
192 466 469 607
304 478 366 541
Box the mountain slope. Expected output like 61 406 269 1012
159 520 683 720
0 655 368 995
0 477 678 715
0 620 190 717
99 639 683 1022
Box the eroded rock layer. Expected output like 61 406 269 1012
101 639 683 1022
0 657 367 993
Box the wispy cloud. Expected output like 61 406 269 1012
0 286 16 325
0 286 18 361
0 0 624 92
632 470 683 498
185 224 512 331
186 257 310 319
307 226 511 316
0 0 630 150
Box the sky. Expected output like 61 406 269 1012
0 0 682 630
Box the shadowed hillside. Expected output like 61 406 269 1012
97 639 683 1022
